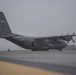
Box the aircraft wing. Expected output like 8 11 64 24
35 33 76 43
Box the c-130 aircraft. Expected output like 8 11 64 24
0 12 76 51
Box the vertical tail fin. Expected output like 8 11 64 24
0 12 12 37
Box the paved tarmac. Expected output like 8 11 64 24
0 50 76 75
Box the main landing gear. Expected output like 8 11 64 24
31 49 49 51
59 49 62 51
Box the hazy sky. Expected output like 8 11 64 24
0 0 76 50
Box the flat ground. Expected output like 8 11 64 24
0 50 76 75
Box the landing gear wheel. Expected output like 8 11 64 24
31 49 39 51
59 49 62 51
31 49 35 51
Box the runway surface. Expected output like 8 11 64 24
0 50 76 75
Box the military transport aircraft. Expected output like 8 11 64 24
0 12 76 51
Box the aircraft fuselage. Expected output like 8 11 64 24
5 35 67 51
0 12 75 51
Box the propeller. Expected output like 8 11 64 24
72 38 75 43
67 37 75 43
72 32 75 43
67 32 75 43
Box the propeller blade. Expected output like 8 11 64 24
72 38 75 43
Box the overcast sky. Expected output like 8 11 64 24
0 0 76 50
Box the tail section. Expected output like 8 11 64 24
0 12 13 37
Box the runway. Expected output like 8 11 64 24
0 50 76 75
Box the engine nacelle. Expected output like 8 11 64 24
61 36 75 43
61 36 72 41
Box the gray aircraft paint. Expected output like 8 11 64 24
0 12 76 51
0 0 76 50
